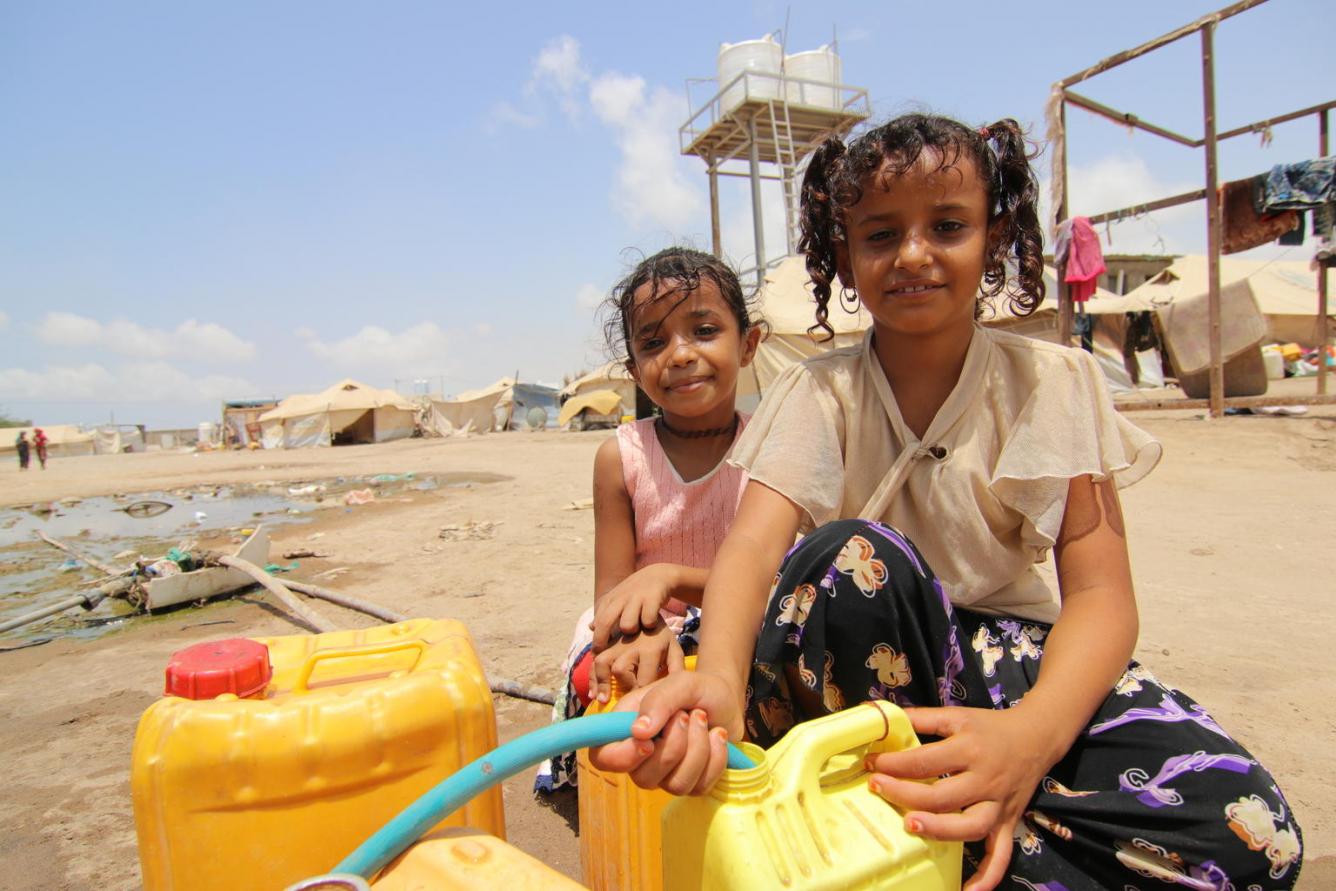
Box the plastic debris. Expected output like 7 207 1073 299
438 521 503 542
193 511 208 525
287 484 326 496
344 489 376 506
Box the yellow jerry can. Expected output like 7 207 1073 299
371 827 585 890
662 700 962 890
132 619 504 891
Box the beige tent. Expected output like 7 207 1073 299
260 379 416 448
429 378 560 435
1 424 97 459
558 389 624 429
741 256 872 409
557 362 637 428
1119 255 1333 349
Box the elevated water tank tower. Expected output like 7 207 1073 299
680 34 869 286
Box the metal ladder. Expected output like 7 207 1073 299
768 97 803 258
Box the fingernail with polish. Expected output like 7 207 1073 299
905 817 922 834
636 740 654 756
633 715 652 730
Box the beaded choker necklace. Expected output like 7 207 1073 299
656 414 738 440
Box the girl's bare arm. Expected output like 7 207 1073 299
593 436 637 602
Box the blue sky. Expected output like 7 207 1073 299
2 1 1331 428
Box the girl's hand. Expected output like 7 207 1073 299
865 705 1065 891
591 564 678 651
591 624 685 704
587 670 744 796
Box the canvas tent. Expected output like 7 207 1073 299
557 362 636 429
428 378 559 435
260 379 416 448
1 425 97 459
740 255 872 409
1118 256 1333 350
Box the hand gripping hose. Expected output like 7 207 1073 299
334 711 756 879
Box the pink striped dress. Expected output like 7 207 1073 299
617 416 749 576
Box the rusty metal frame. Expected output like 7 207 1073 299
1050 0 1334 416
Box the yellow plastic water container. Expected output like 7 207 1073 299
662 700 962 890
371 828 584 890
576 661 696 891
132 619 504 891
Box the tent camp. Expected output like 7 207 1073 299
428 378 559 435
740 255 873 409
1 425 97 459
1118 255 1333 349
557 362 636 429
259 379 417 448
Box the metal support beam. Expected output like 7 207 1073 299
1084 189 1208 227
747 114 766 289
1064 90 1200 147
1058 0 1268 89
1056 99 1074 346
1217 100 1336 142
1201 23 1224 419
1117 394 1336 412
708 159 722 259
1320 110 1330 395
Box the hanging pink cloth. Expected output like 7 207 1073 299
1063 216 1106 303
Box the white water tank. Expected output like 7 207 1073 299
718 35 783 112
784 46 842 109
197 421 216 445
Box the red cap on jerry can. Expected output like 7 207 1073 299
165 638 272 700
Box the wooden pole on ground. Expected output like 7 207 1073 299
35 531 123 577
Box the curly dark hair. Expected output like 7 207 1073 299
799 113 1046 340
601 247 763 366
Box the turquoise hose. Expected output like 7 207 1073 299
334 711 756 879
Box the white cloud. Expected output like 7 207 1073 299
0 361 253 403
528 35 589 120
485 100 541 133
589 72 703 232
302 322 453 373
575 283 605 311
1040 154 1201 255
35 312 257 363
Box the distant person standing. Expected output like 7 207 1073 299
14 431 30 470
33 428 49 469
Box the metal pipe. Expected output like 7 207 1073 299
1064 90 1201 147
0 592 106 635
1084 188 1208 226
1056 99 1074 346
1116 394 1336 412
1217 100 1336 142
1057 0 1268 90
1319 110 1330 396
747 113 766 289
281 580 407 624
1201 23 1224 418
708 159 722 258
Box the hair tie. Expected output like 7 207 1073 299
978 126 990 140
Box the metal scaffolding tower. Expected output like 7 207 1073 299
680 70 869 287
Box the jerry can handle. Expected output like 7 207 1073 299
789 700 918 786
294 639 429 694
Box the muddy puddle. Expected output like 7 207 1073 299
0 471 506 644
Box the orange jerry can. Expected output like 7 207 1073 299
371 828 585 890
132 619 504 891
576 661 698 891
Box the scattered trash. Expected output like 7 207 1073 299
287 484 326 496
562 498 594 511
369 472 415 484
311 567 351 580
343 489 376 506
413 478 439 491
57 558 82 573
438 520 503 542
263 562 300 574
307 532 325 540
193 511 208 525
146 559 183 578
113 549 138 560
282 549 327 559
121 500 173 519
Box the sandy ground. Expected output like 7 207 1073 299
2 398 1334 889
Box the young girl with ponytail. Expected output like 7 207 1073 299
592 114 1301 889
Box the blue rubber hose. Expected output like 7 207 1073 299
334 710 756 879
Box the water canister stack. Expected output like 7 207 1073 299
784 45 842 109
717 35 783 112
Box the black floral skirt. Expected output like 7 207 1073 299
746 519 1303 890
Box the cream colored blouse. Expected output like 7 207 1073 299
729 326 1162 623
